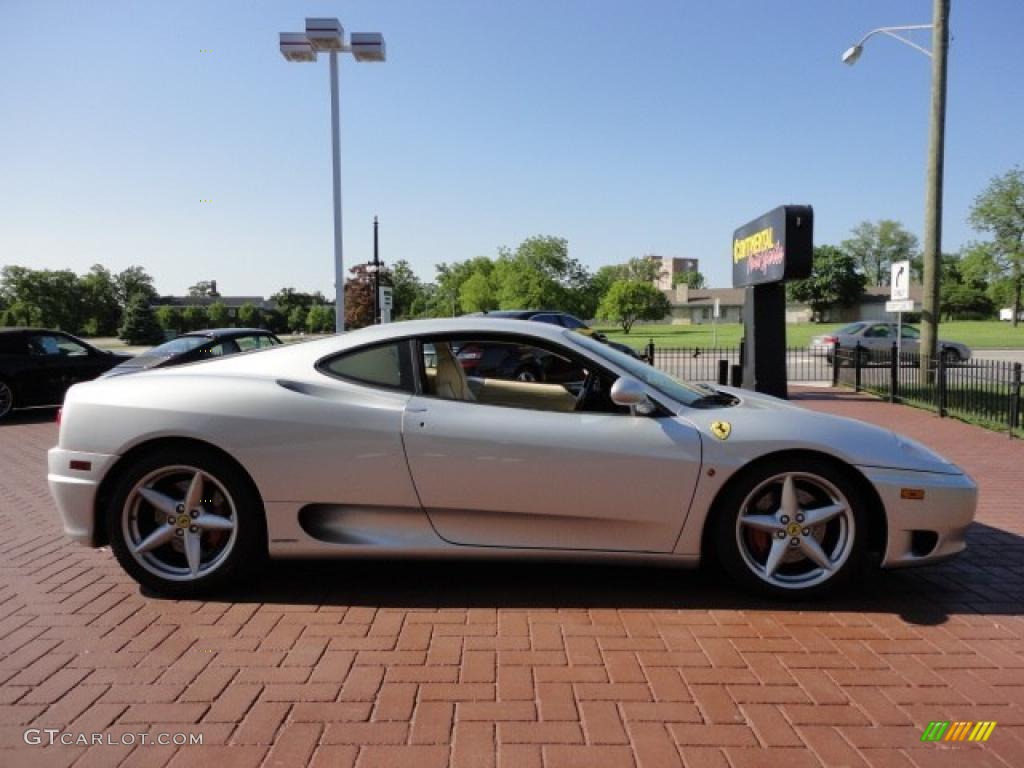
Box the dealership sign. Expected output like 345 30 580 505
732 205 813 287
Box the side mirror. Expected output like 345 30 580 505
610 376 656 415
592 331 608 342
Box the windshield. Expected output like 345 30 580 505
132 335 209 362
566 331 706 407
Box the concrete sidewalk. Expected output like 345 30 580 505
0 391 1022 767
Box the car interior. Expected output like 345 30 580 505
422 339 626 414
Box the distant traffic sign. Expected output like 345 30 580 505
886 299 914 313
891 260 910 301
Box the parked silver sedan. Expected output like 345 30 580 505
812 322 971 364
48 318 976 599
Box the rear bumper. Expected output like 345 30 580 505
858 465 978 568
47 448 119 546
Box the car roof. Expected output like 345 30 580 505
483 310 568 318
180 328 275 339
0 327 76 334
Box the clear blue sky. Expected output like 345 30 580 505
2 0 1021 296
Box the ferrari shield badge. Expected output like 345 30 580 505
710 421 731 440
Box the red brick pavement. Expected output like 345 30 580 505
1 391 1023 767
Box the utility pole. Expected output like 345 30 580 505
920 0 950 372
372 216 381 324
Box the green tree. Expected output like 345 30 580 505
388 260 427 319
787 246 867 320
969 166 1024 326
118 295 163 344
841 220 919 287
287 306 307 332
114 266 158 309
941 284 995 320
188 280 220 297
459 272 497 313
155 305 185 333
182 305 208 331
596 280 671 333
0 266 85 332
306 304 336 333
673 270 707 289
207 301 229 327
238 303 260 327
492 236 593 317
79 265 121 336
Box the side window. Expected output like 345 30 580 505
321 342 413 392
902 326 920 339
865 325 889 338
235 335 261 352
28 334 73 356
0 335 25 356
531 314 562 325
419 336 626 415
258 335 280 348
559 315 587 330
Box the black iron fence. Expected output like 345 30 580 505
834 342 1023 437
642 339 1023 438
647 344 834 384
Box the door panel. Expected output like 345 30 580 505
401 396 702 552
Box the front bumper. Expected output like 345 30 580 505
858 465 978 568
47 447 119 546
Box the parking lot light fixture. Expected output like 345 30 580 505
279 17 387 333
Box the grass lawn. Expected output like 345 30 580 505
594 320 1024 351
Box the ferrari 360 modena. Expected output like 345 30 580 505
48 318 977 598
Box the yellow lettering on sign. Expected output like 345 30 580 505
733 226 775 263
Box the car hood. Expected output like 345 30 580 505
678 385 962 475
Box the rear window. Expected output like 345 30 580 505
837 322 866 335
320 342 414 392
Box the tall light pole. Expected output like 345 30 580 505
280 18 386 333
842 0 950 368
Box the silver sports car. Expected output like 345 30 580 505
48 318 977 599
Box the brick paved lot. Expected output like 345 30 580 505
1 390 1023 767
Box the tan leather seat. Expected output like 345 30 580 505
434 343 475 402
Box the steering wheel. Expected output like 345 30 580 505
573 371 598 412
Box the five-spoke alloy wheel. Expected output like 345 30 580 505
715 457 867 597
107 447 265 596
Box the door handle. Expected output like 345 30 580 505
406 405 428 413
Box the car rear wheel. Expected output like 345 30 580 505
942 348 961 365
106 447 265 596
0 380 13 420
714 458 867 598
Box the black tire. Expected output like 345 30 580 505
106 446 266 597
712 456 868 599
942 348 960 365
0 380 13 421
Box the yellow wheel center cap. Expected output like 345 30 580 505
787 522 802 537
177 515 191 528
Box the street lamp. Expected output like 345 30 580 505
841 1 950 369
279 18 386 333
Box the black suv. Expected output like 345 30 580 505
478 310 642 358
0 328 130 420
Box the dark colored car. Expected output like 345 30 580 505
100 328 282 378
0 328 131 420
478 310 643 359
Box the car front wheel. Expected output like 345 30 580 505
106 447 265 596
714 458 867 598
